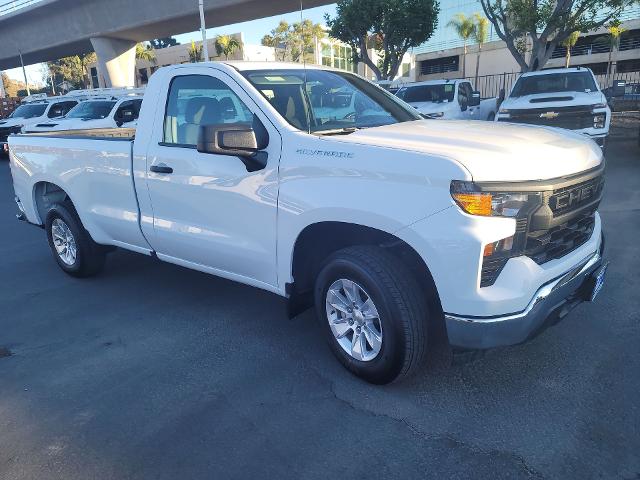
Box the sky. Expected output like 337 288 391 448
4 4 337 86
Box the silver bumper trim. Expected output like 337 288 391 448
445 251 603 349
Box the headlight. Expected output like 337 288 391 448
450 181 541 217
9 125 23 134
592 103 607 109
593 114 606 129
498 108 510 114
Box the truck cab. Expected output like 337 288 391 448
496 67 610 148
395 79 497 120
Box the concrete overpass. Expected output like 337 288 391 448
0 0 332 86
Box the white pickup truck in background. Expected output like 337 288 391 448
9 62 607 384
24 95 144 133
395 79 498 120
496 67 617 149
0 96 79 154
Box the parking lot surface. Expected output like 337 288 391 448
1 130 639 479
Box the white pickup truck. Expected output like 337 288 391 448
497 67 612 148
395 79 498 120
24 95 143 133
9 62 608 384
1 97 79 154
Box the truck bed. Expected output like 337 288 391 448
22 127 136 141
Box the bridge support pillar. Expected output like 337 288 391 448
90 37 136 88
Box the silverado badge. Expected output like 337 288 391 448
540 111 560 119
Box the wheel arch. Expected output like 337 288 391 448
32 180 75 225
287 221 444 328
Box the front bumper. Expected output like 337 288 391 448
445 242 605 349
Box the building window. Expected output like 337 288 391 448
619 29 640 51
138 68 149 85
420 55 459 75
617 58 640 73
320 43 356 72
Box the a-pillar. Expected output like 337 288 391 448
90 37 136 88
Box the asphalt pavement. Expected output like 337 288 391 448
0 130 639 479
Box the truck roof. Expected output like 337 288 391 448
519 67 594 77
217 61 342 72
398 79 463 88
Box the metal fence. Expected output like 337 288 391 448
457 70 640 101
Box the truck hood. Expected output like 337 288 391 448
0 118 29 128
330 120 602 182
502 90 606 110
44 118 111 130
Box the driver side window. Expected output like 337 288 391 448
458 84 468 107
163 75 254 147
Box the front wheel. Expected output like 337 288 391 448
314 246 428 384
45 203 106 277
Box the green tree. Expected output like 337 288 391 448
1 72 21 97
261 21 291 61
448 13 476 78
472 14 490 83
480 0 635 71
47 52 96 90
325 0 440 81
188 40 203 63
561 31 581 68
150 37 178 49
289 20 325 63
215 35 241 60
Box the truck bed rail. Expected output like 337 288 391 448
19 128 136 141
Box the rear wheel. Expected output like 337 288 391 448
314 246 428 384
45 203 106 277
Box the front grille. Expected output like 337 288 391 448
524 209 596 264
500 105 594 130
480 169 603 287
549 175 604 217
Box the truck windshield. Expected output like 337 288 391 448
510 72 598 97
9 104 47 119
396 84 455 103
242 69 421 133
65 101 116 120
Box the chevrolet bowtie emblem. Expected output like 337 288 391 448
540 111 559 119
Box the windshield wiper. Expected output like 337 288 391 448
316 127 361 136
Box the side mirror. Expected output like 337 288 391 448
612 80 626 97
197 118 269 172
469 91 481 107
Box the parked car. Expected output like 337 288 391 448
0 96 78 155
9 62 607 384
395 79 498 120
603 82 640 112
496 67 620 149
24 95 143 133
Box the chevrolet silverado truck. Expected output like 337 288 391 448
1 96 79 155
24 95 143 133
396 79 498 120
9 62 608 384
497 67 619 149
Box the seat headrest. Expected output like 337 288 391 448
184 97 222 124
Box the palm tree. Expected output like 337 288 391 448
215 35 241 60
135 43 155 62
448 13 476 78
606 21 626 84
188 40 203 63
561 31 581 68
472 14 489 84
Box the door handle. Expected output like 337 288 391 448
150 164 173 174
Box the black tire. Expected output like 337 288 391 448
45 202 106 277
314 246 428 384
487 112 496 121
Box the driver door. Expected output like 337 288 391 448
141 67 282 289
